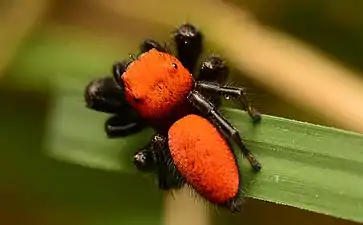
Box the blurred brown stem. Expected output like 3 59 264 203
164 187 210 225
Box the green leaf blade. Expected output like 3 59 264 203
223 108 363 223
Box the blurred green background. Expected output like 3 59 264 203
1 0 362 225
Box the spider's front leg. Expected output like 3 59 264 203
134 134 186 190
173 23 203 73
187 90 262 172
84 75 147 138
85 76 127 113
112 60 130 85
140 39 168 54
113 39 166 84
195 81 261 123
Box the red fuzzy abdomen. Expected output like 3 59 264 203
168 114 240 204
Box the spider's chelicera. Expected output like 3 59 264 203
84 23 262 212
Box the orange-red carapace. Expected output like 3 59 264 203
122 49 194 121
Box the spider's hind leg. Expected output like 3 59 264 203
133 134 186 190
224 196 244 213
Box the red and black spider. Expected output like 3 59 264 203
84 23 262 213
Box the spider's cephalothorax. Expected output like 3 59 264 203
84 23 262 213
122 49 195 132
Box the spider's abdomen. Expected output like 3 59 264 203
122 49 194 121
168 114 240 205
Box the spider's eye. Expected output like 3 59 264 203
171 63 178 69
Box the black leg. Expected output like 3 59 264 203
225 198 244 213
112 39 168 87
113 40 168 85
187 90 262 172
173 23 203 73
133 134 186 190
84 76 146 137
105 114 146 138
198 55 229 83
195 81 261 123
112 61 130 86
196 55 230 107
84 76 128 114
140 39 168 53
